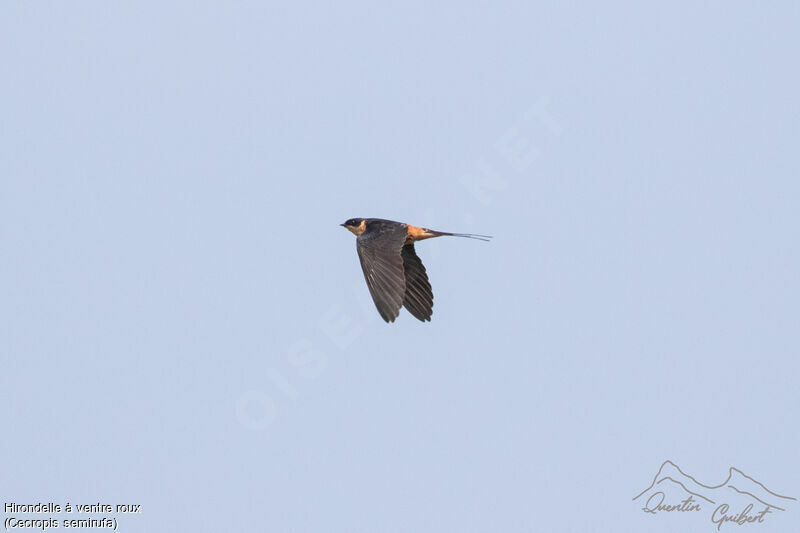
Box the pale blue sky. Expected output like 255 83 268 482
2 2 799 532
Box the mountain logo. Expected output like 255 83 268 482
633 460 796 530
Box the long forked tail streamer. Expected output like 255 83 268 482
439 232 493 242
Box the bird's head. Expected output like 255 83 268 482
340 218 367 236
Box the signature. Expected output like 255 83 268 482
633 460 795 530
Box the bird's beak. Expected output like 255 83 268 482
339 223 346 227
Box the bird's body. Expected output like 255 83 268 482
341 218 491 322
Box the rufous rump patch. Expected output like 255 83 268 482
406 224 436 241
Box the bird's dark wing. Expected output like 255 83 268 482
356 222 408 322
401 244 433 322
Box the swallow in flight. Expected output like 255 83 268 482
341 218 491 323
